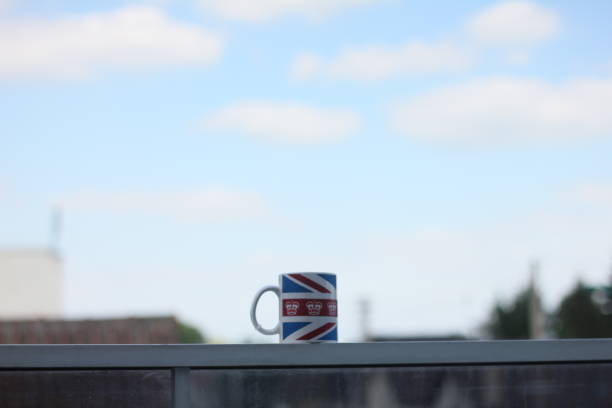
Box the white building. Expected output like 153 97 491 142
0 249 63 319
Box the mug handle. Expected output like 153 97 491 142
250 285 281 335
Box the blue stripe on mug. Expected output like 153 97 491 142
317 273 336 288
282 322 310 339
318 327 338 341
282 275 313 293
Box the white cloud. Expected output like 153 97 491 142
390 77 612 146
467 1 560 47
291 42 472 81
196 0 382 23
0 6 223 80
201 101 361 144
57 188 268 221
291 2 561 82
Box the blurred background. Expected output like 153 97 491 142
1 0 612 344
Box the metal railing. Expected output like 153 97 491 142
1 339 612 408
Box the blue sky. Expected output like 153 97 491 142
1 0 612 342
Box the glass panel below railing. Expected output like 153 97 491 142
0 369 171 408
191 363 612 408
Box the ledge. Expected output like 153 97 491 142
1 339 611 369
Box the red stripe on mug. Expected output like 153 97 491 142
288 273 331 293
297 322 336 340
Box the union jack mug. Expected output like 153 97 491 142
250 272 338 343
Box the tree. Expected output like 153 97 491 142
553 281 612 338
485 288 531 339
177 320 206 343
484 262 546 339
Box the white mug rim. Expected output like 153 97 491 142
278 271 336 278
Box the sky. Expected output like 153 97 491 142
1 0 612 342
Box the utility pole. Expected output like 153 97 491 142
359 297 371 342
528 260 546 339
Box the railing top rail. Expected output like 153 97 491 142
1 340 611 369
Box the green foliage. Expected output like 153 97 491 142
177 321 205 343
486 288 531 339
553 282 612 338
485 279 612 340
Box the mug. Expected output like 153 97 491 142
250 272 337 343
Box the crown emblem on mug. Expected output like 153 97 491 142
285 301 299 316
327 301 337 316
306 301 323 316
